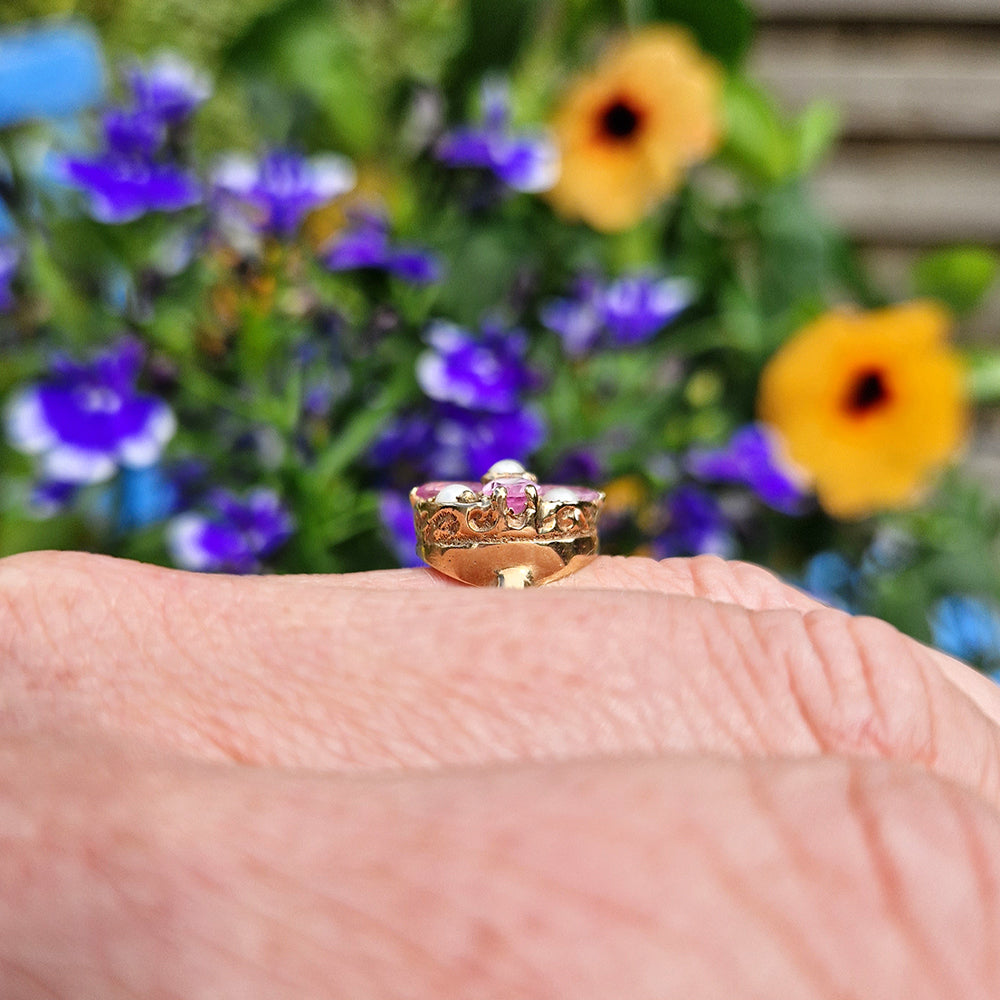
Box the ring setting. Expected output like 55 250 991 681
410 459 605 587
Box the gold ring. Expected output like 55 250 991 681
409 459 605 587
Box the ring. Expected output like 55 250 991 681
409 459 605 588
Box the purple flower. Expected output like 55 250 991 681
436 79 558 193
167 487 293 574
29 479 79 519
379 491 422 568
416 320 536 413
102 107 165 158
323 210 440 283
373 403 546 482
541 272 692 355
59 154 201 223
212 150 355 238
4 338 176 484
0 241 19 312
653 485 735 559
123 53 210 125
539 276 604 357
685 424 807 515
600 275 692 346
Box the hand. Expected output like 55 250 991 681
2 550 999 998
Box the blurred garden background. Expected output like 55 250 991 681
1 0 999 670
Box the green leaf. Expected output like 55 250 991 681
645 0 754 70
912 246 999 318
790 99 840 174
720 76 792 184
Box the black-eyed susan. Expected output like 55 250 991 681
544 26 722 232
757 302 968 520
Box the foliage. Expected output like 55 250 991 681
1 0 999 671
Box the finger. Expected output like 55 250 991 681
315 553 827 611
2 736 998 999
5 552 1000 814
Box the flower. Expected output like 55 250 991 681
653 485 734 558
600 274 692 345
379 491 422 567
0 22 105 127
212 150 355 238
59 155 201 223
544 26 722 231
541 272 691 355
797 551 861 613
54 52 207 224
757 302 968 519
123 53 211 124
539 275 605 356
416 320 537 413
167 488 293 573
929 595 1000 667
373 404 546 483
0 241 19 312
4 338 175 485
685 423 807 514
436 78 559 193
323 210 440 283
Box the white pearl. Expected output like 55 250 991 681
542 487 579 503
435 483 475 504
484 458 527 479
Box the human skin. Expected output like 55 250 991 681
2 550 1000 998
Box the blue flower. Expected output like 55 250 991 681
929 595 1000 667
600 274 693 346
0 241 19 312
541 272 692 355
373 403 546 482
379 491 422 568
4 337 176 484
686 423 807 515
29 479 79 519
416 320 537 413
167 488 293 574
435 78 558 193
0 23 105 128
323 210 440 284
798 551 861 613
212 150 355 238
653 485 735 559
58 155 201 223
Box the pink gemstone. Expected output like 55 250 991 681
483 476 533 514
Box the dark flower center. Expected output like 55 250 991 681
599 99 642 141
844 368 890 416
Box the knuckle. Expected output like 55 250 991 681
773 606 945 764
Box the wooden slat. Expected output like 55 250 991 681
755 0 1000 21
810 145 1000 245
752 28 1000 139
860 247 1000 344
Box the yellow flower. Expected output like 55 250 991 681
544 26 722 232
757 302 968 519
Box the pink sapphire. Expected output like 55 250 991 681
483 476 533 514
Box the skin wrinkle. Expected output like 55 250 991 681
938 777 1000 987
843 764 959 997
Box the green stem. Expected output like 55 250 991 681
313 365 415 484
